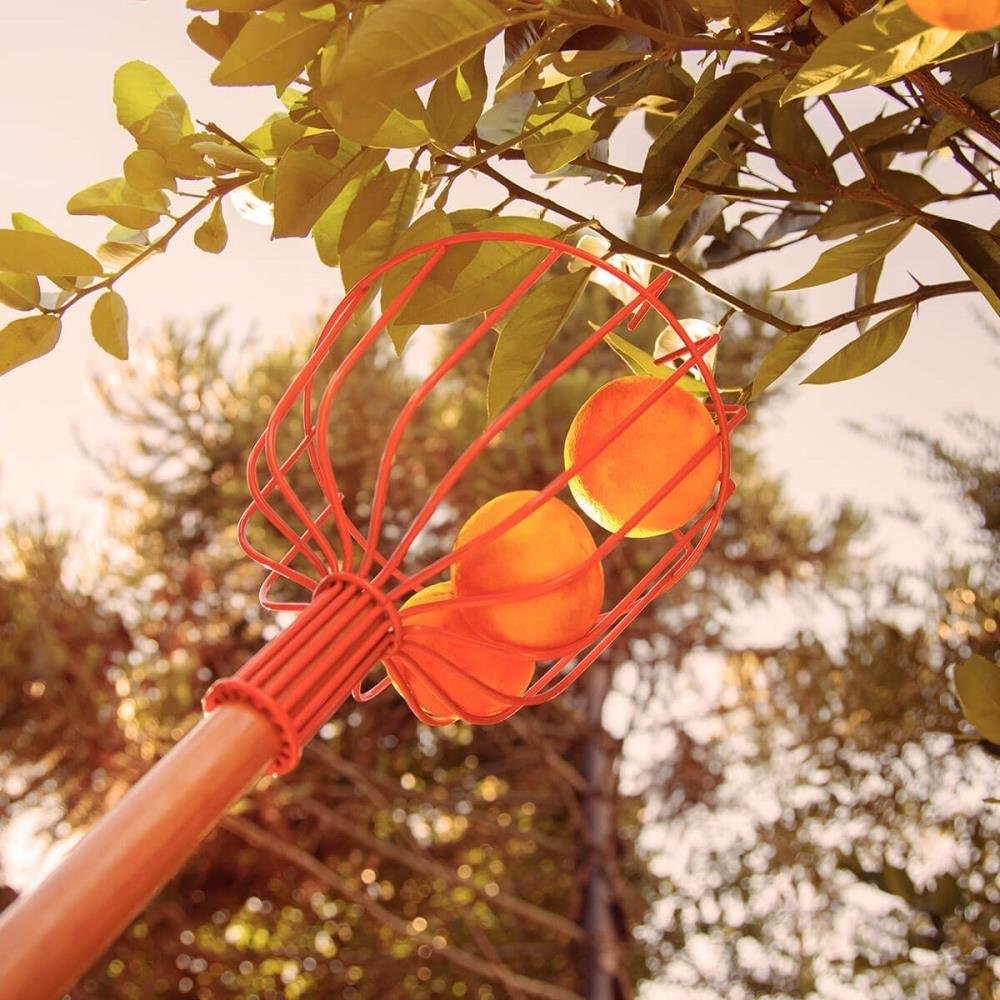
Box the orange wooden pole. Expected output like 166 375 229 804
0 705 279 1000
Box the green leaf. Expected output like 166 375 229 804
513 49 647 93
321 0 505 116
339 168 423 290
0 314 62 375
751 328 820 397
323 89 431 149
188 0 281 11
854 258 883 333
187 13 245 60
802 305 914 385
395 216 561 327
0 272 41 311
114 62 194 156
732 0 804 31
0 229 103 278
67 178 170 230
639 71 768 214
191 141 268 174
380 209 454 353
273 133 386 238
312 174 370 267
243 113 311 157
521 102 599 174
781 0 963 103
211 0 336 87
194 200 229 253
487 270 590 418
603 330 708 396
810 173 938 241
123 148 177 193
955 654 1000 743
778 220 913 291
427 51 488 149
928 218 1000 320
97 241 147 268
763 100 830 188
90 290 129 360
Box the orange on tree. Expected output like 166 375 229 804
905 0 1000 28
451 490 604 651
392 581 535 721
565 375 721 538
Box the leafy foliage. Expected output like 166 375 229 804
2 0 997 394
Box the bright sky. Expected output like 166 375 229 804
1 2 998 578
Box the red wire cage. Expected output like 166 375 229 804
203 231 746 774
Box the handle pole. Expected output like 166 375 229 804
0 705 279 1000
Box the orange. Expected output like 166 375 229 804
392 582 535 721
565 375 721 537
905 0 1000 28
451 490 604 651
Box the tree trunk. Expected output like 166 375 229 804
579 664 621 1000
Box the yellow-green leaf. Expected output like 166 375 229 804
211 0 336 87
781 0 963 104
0 272 41 311
639 71 768 214
381 209 454 353
319 87 431 149
0 314 62 375
90 290 129 360
312 174 370 267
321 0 505 116
521 102 599 174
396 216 561 327
514 49 647 94
427 51 488 149
188 0 280 11
194 200 229 253
928 217 1000 319
273 133 386 238
243 113 310 157
339 168 423 290
67 178 170 230
0 229 103 278
604 331 708 396
114 61 195 156
487 270 590 418
191 141 268 174
123 149 177 193
955 654 1000 743
802 305 914 385
751 328 820 397
97 242 147 267
778 220 913 291
187 13 244 60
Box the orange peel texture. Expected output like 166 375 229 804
451 490 604 651
392 582 535 722
565 375 721 537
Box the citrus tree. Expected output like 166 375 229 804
0 0 997 396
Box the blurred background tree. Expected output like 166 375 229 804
4 271 994 998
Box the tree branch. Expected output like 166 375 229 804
222 815 585 1000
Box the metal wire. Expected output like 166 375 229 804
212 231 745 765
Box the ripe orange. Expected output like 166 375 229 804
393 582 535 721
451 490 604 650
565 375 721 537
905 0 1000 28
